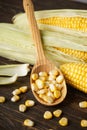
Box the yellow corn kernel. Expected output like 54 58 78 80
47 91 55 99
55 47 87 62
49 69 59 76
31 83 38 91
54 90 61 99
25 100 35 107
56 75 64 84
59 117 68 126
19 86 28 93
31 73 38 80
49 84 56 92
0 96 5 103
60 63 87 93
51 80 57 85
56 84 63 90
43 95 54 103
53 109 62 117
43 111 53 119
37 89 47 95
19 104 27 112
12 89 21 95
79 101 87 108
39 94 44 99
39 71 48 77
23 119 34 127
39 76 47 81
81 120 87 127
48 75 56 81
35 79 44 89
38 16 87 32
11 95 20 102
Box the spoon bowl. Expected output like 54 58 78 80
31 62 67 106
23 0 67 106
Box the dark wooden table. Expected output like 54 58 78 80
0 0 87 130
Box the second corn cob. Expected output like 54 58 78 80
60 62 87 93
55 47 87 62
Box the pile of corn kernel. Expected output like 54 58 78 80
31 69 64 104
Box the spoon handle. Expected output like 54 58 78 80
23 0 45 63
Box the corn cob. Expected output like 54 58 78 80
54 47 87 62
60 62 87 93
13 9 87 36
37 16 87 32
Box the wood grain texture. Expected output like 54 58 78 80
0 0 87 130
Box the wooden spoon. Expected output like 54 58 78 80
23 0 67 106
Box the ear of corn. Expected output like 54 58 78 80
13 9 87 36
0 23 87 66
60 62 87 93
54 47 87 62
37 16 87 32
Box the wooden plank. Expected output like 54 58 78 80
0 0 87 130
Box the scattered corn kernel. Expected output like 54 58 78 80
11 95 20 102
81 119 87 127
19 86 28 93
53 109 62 117
12 89 21 95
56 75 64 84
79 101 87 108
25 100 35 107
23 119 34 127
0 96 5 103
54 90 61 98
35 79 44 89
19 104 27 112
43 111 53 119
39 72 48 77
59 117 68 126
31 73 38 80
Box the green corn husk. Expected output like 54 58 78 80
0 64 30 85
13 9 87 37
0 23 87 66
0 74 17 85
0 64 30 77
